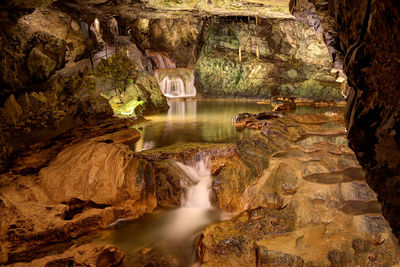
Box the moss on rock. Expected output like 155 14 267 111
88 51 168 116
194 18 344 100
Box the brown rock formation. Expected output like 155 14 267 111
196 113 400 266
8 244 124 267
289 0 400 239
131 18 204 67
0 129 157 264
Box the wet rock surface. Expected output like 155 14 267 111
197 207 296 266
7 243 124 267
196 112 400 266
289 0 400 242
0 128 157 264
0 122 236 264
0 112 399 266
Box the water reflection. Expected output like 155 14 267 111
296 135 348 145
135 100 345 151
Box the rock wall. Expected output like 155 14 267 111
194 17 343 99
0 49 168 171
0 8 169 172
0 7 87 95
196 113 400 266
130 17 203 67
289 0 400 238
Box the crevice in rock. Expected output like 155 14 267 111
344 0 372 68
61 198 110 220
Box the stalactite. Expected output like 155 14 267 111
248 37 252 55
256 43 260 59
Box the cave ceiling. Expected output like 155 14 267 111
1 0 292 24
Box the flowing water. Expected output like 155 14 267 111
146 50 197 98
80 156 220 266
155 69 197 98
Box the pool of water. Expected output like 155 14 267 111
134 99 345 151
78 208 221 266
296 135 348 145
82 100 346 266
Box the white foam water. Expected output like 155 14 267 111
158 74 196 98
162 156 215 241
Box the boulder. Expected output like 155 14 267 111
40 129 147 205
27 47 57 82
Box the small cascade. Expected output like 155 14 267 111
162 155 216 241
176 157 212 208
145 50 196 98
161 76 186 97
145 50 176 69
155 68 197 98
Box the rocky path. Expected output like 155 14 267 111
55 46 116 77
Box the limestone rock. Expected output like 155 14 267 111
8 244 124 267
3 95 23 125
197 207 296 266
289 0 400 241
131 18 203 67
197 112 400 266
27 47 57 82
92 51 168 116
40 129 146 204
125 246 180 267
194 17 342 99
0 129 157 264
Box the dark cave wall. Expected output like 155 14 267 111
290 0 400 237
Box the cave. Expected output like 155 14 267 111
0 0 399 266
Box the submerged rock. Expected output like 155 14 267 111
125 246 181 267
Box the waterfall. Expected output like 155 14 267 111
162 155 215 240
145 50 176 69
146 50 196 98
161 76 185 97
155 69 197 98
176 157 212 208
